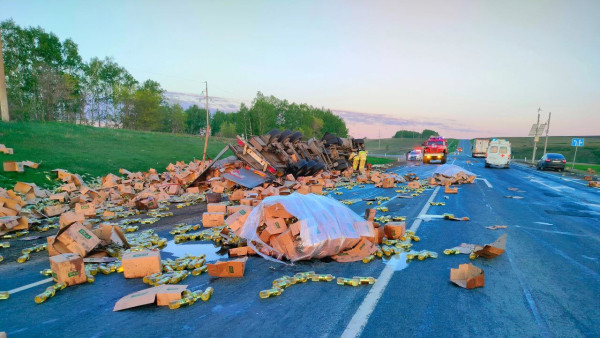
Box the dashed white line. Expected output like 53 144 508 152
341 186 440 338
475 178 493 188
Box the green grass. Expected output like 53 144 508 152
368 157 395 165
572 163 600 172
0 122 231 188
366 137 459 156
365 138 428 155
489 136 600 164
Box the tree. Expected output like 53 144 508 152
184 105 206 134
421 129 438 138
218 122 236 138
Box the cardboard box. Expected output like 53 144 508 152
59 211 85 228
226 205 253 216
384 222 405 239
309 184 323 194
240 198 257 206
55 222 101 257
265 217 287 235
203 212 225 227
331 238 377 262
207 202 228 213
3 161 24 172
122 250 162 278
135 196 158 210
473 234 507 258
364 208 376 222
407 181 421 189
75 203 96 218
49 253 86 286
92 225 129 248
113 284 188 311
226 208 252 235
382 178 395 188
450 263 485 289
207 257 247 277
289 221 301 236
445 185 458 194
296 185 310 195
229 246 256 257
61 183 77 192
47 235 69 256
49 193 68 203
206 193 222 203
229 189 245 201
264 203 294 219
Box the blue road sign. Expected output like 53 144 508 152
571 138 584 147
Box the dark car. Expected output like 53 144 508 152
537 153 567 171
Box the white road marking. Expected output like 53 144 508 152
534 222 553 225
341 186 440 338
530 178 574 192
8 278 53 294
475 178 493 188
513 163 591 187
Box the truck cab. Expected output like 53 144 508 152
422 136 447 164
485 139 511 168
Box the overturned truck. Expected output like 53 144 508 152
229 130 364 177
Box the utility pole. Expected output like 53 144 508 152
0 27 10 122
531 108 541 164
200 81 210 168
543 112 551 156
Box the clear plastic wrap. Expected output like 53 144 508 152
237 193 373 263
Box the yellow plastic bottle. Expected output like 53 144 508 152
259 288 282 299
200 287 214 301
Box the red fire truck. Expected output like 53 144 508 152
422 136 447 164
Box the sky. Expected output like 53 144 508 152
1 0 599 138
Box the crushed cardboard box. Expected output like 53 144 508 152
114 284 188 311
450 263 484 289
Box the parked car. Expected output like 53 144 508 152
537 153 567 171
485 139 511 168
407 149 422 161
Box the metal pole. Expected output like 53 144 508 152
0 27 10 122
543 112 551 156
531 108 541 164
200 81 210 168
572 146 578 169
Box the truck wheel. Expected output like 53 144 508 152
440 157 447 164
485 163 490 168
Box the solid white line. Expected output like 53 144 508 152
8 278 53 294
341 186 440 338
475 178 493 188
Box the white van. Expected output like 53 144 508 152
485 139 511 168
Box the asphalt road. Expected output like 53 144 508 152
1 139 599 337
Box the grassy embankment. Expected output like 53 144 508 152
0 122 231 188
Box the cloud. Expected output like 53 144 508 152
331 109 478 137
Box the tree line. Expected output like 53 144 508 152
393 129 439 139
0 19 348 138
